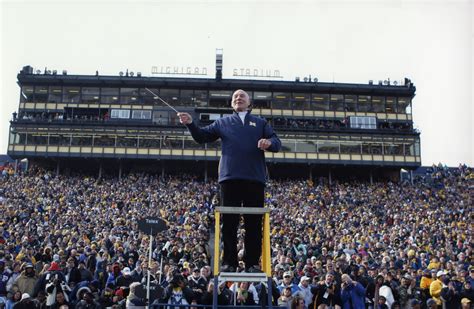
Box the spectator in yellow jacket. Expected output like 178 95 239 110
430 270 447 306
427 257 441 270
14 247 37 265
420 270 434 290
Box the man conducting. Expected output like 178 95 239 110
178 89 281 272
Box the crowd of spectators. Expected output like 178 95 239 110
0 163 471 308
13 112 414 134
272 117 349 131
271 118 413 132
14 112 106 123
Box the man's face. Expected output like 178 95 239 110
376 276 384 285
301 279 309 287
326 274 334 285
378 296 386 305
56 293 65 303
342 275 353 285
84 293 93 303
231 90 250 112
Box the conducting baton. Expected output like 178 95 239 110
144 88 180 114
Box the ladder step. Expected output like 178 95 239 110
218 272 269 282
215 206 271 215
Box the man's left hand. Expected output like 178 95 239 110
257 139 272 150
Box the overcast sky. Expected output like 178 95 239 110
1 0 472 166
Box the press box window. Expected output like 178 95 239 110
209 90 232 108
111 109 130 119
372 96 385 113
194 90 208 107
132 110 152 119
398 98 411 114
311 94 329 111
140 88 159 104
358 96 372 112
180 90 195 106
330 94 344 111
159 88 180 103
350 116 376 129
200 113 221 123
34 86 49 102
121 88 139 104
272 92 290 109
63 87 80 103
292 93 310 110
21 86 34 103
101 88 119 104
48 86 63 103
344 95 357 112
253 92 272 108
82 87 100 104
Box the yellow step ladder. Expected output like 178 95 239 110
212 206 274 308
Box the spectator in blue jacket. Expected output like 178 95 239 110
178 89 281 273
340 274 366 309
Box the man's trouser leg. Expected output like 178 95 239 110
220 180 241 268
242 182 264 267
220 180 264 269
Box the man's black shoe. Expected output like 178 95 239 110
246 265 262 273
221 265 236 272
